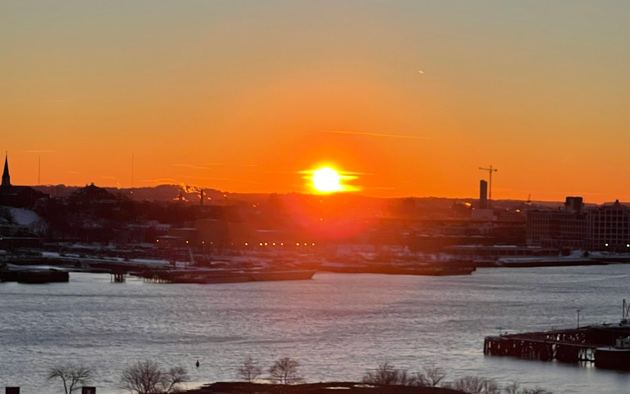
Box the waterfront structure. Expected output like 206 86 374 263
527 197 630 252
526 196 587 249
586 200 630 252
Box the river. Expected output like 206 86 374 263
2 265 630 393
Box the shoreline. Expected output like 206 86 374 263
185 382 463 394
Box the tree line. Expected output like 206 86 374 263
46 358 553 394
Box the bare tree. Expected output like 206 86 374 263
165 366 190 392
120 360 190 394
520 389 553 394
416 365 446 387
47 364 93 394
238 357 262 382
503 381 554 394
504 382 521 394
269 357 303 384
451 376 500 394
362 362 416 386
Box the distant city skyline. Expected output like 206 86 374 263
3 1 629 203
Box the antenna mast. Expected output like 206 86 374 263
131 154 134 190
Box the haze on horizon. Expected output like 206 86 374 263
2 1 629 204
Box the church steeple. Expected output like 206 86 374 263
2 152 11 187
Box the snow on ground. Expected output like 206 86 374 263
8 207 42 227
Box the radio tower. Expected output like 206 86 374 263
479 165 498 202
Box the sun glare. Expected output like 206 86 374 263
304 166 358 194
312 167 343 193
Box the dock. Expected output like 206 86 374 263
484 325 630 369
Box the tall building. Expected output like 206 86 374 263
479 180 488 209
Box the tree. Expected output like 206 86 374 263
362 362 416 386
416 365 446 387
520 389 553 394
120 360 190 394
238 357 262 382
504 382 521 394
269 357 303 384
47 364 93 394
451 376 500 394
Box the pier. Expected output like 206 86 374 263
484 325 630 369
110 272 126 283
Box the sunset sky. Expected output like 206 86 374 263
2 1 629 203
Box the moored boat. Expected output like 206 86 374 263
0 269 69 284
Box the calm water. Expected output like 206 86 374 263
2 266 630 393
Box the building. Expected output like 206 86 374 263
479 180 488 209
2 153 10 187
0 154 48 208
586 200 630 252
527 197 630 252
526 197 587 249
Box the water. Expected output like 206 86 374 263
2 266 630 393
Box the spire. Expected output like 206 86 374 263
2 152 10 187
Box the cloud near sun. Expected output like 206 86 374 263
301 167 360 193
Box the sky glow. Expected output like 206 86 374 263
2 1 629 202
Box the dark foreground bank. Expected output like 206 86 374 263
187 382 463 394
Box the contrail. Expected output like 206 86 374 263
323 130 430 140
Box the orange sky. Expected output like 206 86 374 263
2 1 629 203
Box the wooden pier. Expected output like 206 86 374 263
484 325 630 368
110 272 126 283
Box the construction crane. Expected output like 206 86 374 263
479 165 498 201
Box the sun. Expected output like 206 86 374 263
312 167 343 193
302 165 359 193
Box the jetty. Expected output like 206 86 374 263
484 301 630 369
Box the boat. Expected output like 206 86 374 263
595 337 630 369
0 269 69 284
320 260 476 276
247 270 315 281
139 268 315 284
